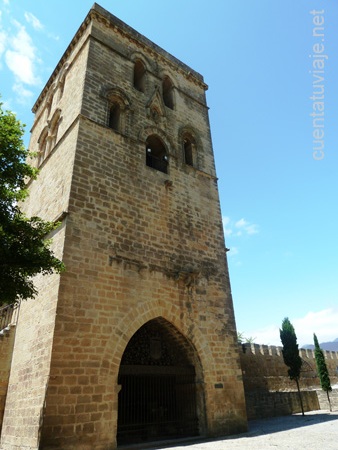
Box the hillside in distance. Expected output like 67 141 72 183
303 338 338 351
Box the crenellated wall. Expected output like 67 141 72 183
240 343 338 419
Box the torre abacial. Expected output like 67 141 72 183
1 4 247 449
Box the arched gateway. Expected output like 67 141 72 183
117 318 204 445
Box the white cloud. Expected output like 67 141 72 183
24 12 43 31
235 218 246 228
13 82 33 103
293 309 338 346
228 246 239 256
0 30 6 57
1 97 13 111
223 216 259 238
245 308 338 347
222 216 233 237
235 218 259 235
4 21 41 86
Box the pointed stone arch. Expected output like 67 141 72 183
107 299 213 384
116 314 206 445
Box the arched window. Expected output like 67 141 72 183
133 59 146 93
58 74 66 101
37 128 48 166
49 109 61 151
58 63 69 101
146 135 168 174
184 137 194 166
45 94 53 120
181 130 199 168
106 88 130 135
162 76 174 109
109 103 121 131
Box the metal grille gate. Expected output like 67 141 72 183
117 367 198 445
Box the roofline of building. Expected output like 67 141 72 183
32 3 207 113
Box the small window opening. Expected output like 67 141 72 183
134 60 146 92
49 109 61 151
46 98 52 119
184 139 194 166
58 78 66 100
109 103 121 131
146 135 168 174
162 77 174 109
38 137 47 166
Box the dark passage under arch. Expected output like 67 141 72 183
117 318 200 445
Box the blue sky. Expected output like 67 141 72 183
1 0 337 346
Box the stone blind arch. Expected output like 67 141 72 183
104 87 131 134
37 126 48 165
178 125 203 169
45 82 56 120
37 109 62 166
56 61 70 100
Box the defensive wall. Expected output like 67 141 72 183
1 332 337 437
240 343 338 419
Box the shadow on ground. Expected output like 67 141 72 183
134 410 338 449
245 411 338 437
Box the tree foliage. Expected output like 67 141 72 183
313 333 332 411
280 317 304 415
0 100 64 305
237 332 256 344
280 317 302 380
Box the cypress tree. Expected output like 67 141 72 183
313 333 332 411
280 317 304 415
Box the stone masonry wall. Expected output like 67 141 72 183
240 343 338 419
0 20 89 450
317 389 338 411
0 326 16 435
0 230 66 450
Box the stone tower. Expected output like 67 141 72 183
1 4 247 449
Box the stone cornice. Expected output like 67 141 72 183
32 4 207 114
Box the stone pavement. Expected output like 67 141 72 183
149 410 338 450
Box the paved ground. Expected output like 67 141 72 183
149 410 338 450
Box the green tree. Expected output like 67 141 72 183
0 100 64 305
280 317 304 415
237 332 256 344
313 333 332 411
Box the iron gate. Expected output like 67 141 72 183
117 367 198 444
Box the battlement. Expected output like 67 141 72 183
242 343 338 360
